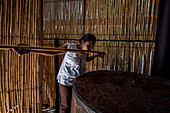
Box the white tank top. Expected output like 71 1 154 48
57 43 89 86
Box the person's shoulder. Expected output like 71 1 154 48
63 43 76 45
68 43 77 45
67 43 77 47
66 43 77 49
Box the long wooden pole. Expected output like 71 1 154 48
55 38 59 113
38 0 43 112
0 44 105 54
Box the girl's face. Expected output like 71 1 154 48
81 40 95 51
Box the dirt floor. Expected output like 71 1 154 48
75 70 170 113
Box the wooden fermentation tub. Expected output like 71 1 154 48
71 70 170 113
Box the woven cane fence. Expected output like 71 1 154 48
0 0 159 112
0 0 43 113
42 0 159 109
43 0 159 74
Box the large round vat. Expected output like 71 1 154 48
71 70 170 113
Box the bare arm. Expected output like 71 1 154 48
86 53 105 62
86 54 98 62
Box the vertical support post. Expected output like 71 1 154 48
55 38 59 113
39 0 43 112
83 0 86 35
151 0 170 80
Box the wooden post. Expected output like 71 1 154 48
83 0 86 35
39 0 43 112
151 0 170 80
55 38 59 113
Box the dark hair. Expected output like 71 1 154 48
79 33 96 43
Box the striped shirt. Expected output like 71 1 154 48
57 43 89 86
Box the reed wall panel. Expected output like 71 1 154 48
0 0 43 112
42 0 159 108
43 0 159 75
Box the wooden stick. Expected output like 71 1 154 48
0 44 105 54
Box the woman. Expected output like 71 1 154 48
12 33 104 113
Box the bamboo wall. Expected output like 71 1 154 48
43 0 159 74
42 0 159 108
0 0 43 113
